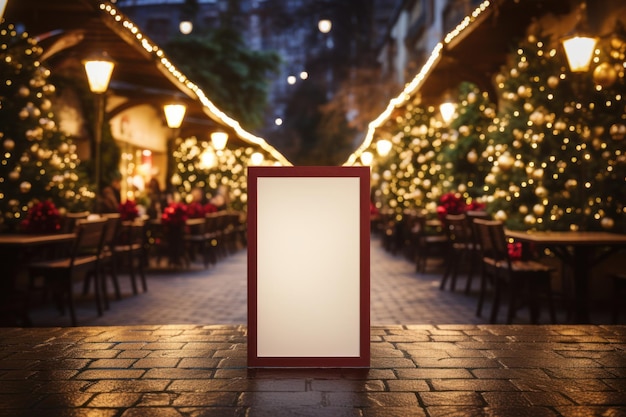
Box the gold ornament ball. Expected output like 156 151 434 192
533 204 545 216
458 125 470 136
593 62 618 88
494 210 507 222
18 86 30 97
519 205 529 215
497 153 514 170
3 138 15 150
9 170 20 180
601 217 615 230
610 124 626 140
19 181 31 193
467 92 477 104
547 76 559 88
524 214 537 225
535 186 548 198
466 149 478 163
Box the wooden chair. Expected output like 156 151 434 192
411 213 448 274
473 218 556 324
111 219 148 294
440 213 478 292
184 217 209 267
28 217 108 326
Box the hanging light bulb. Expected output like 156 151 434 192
360 151 373 166
439 100 456 124
376 139 392 157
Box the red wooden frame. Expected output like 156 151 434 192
247 166 370 368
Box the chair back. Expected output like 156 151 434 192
473 218 511 268
444 213 472 245
101 214 121 250
61 211 90 233
72 217 108 268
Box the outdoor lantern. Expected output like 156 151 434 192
439 100 456 124
163 103 186 129
376 139 392 157
83 52 115 94
562 34 597 72
211 131 229 150
360 151 373 166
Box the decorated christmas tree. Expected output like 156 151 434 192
370 103 449 218
172 135 273 212
484 26 626 232
0 21 93 231
441 81 496 202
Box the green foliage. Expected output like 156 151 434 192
0 22 94 231
165 26 280 130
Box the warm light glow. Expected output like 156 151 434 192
318 19 332 34
199 149 216 169
83 53 115 93
211 131 229 150
275 118 283 126
163 103 187 129
250 152 264 166
360 151 373 166
179 20 193 34
287 75 297 85
439 101 456 124
376 139 392 157
300 71 309 80
562 35 597 72
0 0 7 20
163 103 186 129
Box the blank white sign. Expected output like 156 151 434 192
256 176 361 357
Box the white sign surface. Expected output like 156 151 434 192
256 176 361 357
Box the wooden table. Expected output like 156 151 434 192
505 230 626 323
0 233 76 325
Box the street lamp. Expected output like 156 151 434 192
561 1 597 73
163 102 186 193
83 51 115 211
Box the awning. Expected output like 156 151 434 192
4 0 291 165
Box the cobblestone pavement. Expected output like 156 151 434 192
26 237 584 327
0 324 625 416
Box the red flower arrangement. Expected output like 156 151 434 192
186 201 206 219
437 192 486 220
119 200 139 221
204 202 218 214
20 200 62 234
161 202 188 226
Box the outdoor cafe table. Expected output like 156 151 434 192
505 229 626 323
0 233 76 324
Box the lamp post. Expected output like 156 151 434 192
163 102 186 193
83 52 115 211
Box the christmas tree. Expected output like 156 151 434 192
172 135 274 212
0 21 93 231
441 81 496 202
369 102 449 218
484 27 626 232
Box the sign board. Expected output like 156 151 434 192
247 166 370 367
